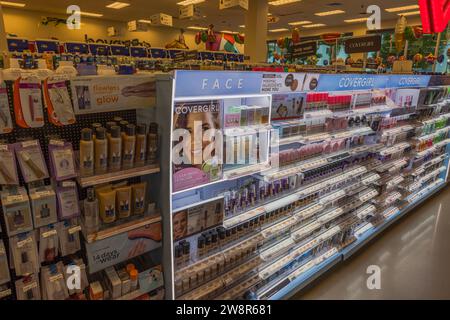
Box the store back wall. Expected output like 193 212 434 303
2 7 201 49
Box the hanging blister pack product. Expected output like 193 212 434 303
58 218 81 256
15 140 49 183
39 224 59 264
0 241 10 285
41 262 69 300
0 83 13 133
56 181 80 220
48 140 77 181
29 185 58 228
13 75 45 128
1 187 33 237
43 75 76 126
0 144 19 185
9 232 39 276
15 274 41 300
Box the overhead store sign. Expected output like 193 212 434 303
419 0 450 33
344 35 381 54
179 4 201 19
219 0 248 10
127 20 148 32
292 41 317 59
149 13 173 27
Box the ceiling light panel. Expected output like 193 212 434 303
302 23 326 28
288 20 312 26
385 5 419 12
0 1 26 7
269 28 289 32
398 10 421 16
269 0 302 6
177 0 205 5
106 2 130 9
80 11 104 17
344 17 368 23
314 9 345 16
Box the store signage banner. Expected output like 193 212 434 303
316 74 388 92
292 41 317 59
174 70 263 97
419 0 450 33
149 48 167 59
85 221 162 274
386 75 431 88
344 35 381 54
150 13 173 27
219 0 248 10
71 75 156 114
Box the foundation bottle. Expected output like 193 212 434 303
94 127 108 174
79 128 94 177
91 123 102 141
119 120 129 140
147 122 158 164
135 124 147 166
122 124 136 168
108 125 122 170
105 122 117 138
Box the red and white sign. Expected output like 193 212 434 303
419 0 450 33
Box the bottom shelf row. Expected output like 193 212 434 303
176 178 446 300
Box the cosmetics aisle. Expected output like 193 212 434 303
294 185 450 300
164 71 450 300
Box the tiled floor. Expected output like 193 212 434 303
293 186 450 300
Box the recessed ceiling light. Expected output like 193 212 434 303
385 5 419 13
269 28 289 32
398 10 421 16
0 1 26 7
344 17 368 23
269 0 301 6
239 25 245 28
302 23 326 28
187 26 208 30
220 30 239 34
315 10 345 16
177 0 205 5
106 2 130 9
288 20 312 26
138 20 152 24
80 12 104 17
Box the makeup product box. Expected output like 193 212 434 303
117 268 131 295
104 267 122 299
10 232 40 276
29 186 57 228
1 187 33 237
15 140 49 183
0 144 19 185
15 274 41 300
89 281 104 300
56 182 80 220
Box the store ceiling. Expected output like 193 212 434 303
3 0 421 32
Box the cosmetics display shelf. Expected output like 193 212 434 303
78 164 160 188
161 71 450 300
83 212 161 243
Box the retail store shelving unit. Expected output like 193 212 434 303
157 70 450 300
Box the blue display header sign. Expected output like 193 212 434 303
130 46 148 58
65 42 89 54
88 44 109 56
173 71 435 98
35 40 59 53
7 38 29 52
150 48 167 59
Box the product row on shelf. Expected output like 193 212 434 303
0 69 164 299
166 71 450 300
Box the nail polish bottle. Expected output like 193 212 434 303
225 229 231 243
205 233 212 253
231 227 237 241
211 231 218 250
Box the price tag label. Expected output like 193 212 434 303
17 237 33 248
23 282 38 292
42 229 57 238
49 274 64 282
6 195 24 203
68 225 82 234
0 289 12 298
22 140 38 148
